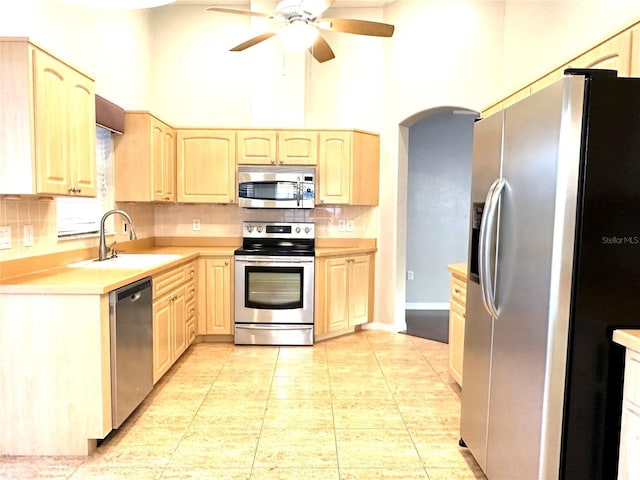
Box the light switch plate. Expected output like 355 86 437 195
0 226 12 249
24 224 34 247
192 219 201 231
338 220 346 232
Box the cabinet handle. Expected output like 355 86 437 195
270 159 275 164
68 187 77 193
190 308 195 313
189 270 195 276
320 199 325 203
77 188 81 193
224 260 229 266
190 288 195 296
455 288 461 294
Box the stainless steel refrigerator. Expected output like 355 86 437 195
460 69 640 480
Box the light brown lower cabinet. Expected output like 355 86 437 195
197 256 233 335
152 260 197 383
447 263 467 386
315 253 374 336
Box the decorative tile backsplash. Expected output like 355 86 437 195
0 196 377 261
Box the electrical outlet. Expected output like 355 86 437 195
0 226 11 250
23 225 34 247
407 270 414 281
192 219 201 231
338 220 346 232
346 219 355 232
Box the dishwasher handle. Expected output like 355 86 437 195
129 292 142 302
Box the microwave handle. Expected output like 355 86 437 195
297 179 301 207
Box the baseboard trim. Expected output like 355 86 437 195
405 302 449 310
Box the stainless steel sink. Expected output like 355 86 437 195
68 253 181 269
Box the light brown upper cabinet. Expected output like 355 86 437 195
567 30 632 75
114 112 175 202
317 130 380 206
237 130 318 165
176 129 236 203
0 38 96 196
482 26 635 118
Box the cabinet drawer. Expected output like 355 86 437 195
450 276 467 306
153 261 196 298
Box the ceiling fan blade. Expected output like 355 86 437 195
206 6 273 20
308 34 335 63
230 31 278 52
322 18 395 37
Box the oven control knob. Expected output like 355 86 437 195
295 226 301 233
305 227 311 234
257 225 263 233
246 225 253 233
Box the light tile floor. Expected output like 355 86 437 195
0 330 487 479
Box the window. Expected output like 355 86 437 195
56 126 115 237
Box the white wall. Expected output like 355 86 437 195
501 1 640 96
380 0 506 330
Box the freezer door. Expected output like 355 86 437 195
460 110 503 472
485 77 584 480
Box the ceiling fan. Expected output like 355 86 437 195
207 0 395 63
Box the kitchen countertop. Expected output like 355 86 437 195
613 329 640 353
447 262 467 277
0 244 377 295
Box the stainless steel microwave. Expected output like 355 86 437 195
238 166 316 209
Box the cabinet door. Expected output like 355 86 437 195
237 130 277 165
204 257 232 334
153 296 172 384
151 117 175 202
449 301 465 386
348 255 370 326
67 68 96 197
278 131 318 165
33 48 71 195
569 30 632 76
172 287 188 360
176 130 236 203
318 131 351 204
325 257 349 331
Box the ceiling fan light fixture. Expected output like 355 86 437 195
279 19 319 51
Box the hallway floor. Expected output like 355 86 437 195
0 330 486 479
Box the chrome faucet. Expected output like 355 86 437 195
98 209 138 261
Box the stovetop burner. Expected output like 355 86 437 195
235 222 315 257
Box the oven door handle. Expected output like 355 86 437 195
236 258 314 264
235 324 314 330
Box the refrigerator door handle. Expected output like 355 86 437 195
479 177 506 318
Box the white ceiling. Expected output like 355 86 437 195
173 0 396 7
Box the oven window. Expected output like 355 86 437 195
245 266 303 309
240 181 297 200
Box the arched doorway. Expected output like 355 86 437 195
401 106 478 341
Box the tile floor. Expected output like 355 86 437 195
0 330 487 480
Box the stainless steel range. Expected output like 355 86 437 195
234 221 315 346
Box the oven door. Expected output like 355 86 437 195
234 255 315 325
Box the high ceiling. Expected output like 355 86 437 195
174 0 396 7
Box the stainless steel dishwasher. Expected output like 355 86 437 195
109 277 153 429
